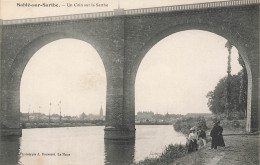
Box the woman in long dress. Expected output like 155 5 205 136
210 122 219 149
217 122 225 147
188 127 198 152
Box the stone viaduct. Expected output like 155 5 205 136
0 0 259 139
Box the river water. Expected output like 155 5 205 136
0 125 186 165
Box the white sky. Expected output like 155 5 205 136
20 40 106 116
1 0 242 116
135 30 241 115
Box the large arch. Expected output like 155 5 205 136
130 23 255 132
2 32 109 134
135 30 245 115
0 16 128 138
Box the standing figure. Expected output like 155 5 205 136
210 121 219 149
188 127 198 152
198 128 207 148
217 121 225 147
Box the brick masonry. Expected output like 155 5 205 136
0 4 259 139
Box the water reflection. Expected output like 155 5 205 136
104 140 135 165
0 136 20 165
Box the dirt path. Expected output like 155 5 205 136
206 152 224 165
171 132 259 165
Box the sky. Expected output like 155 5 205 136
135 30 241 115
20 40 107 116
1 0 242 116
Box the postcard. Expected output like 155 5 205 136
0 0 259 164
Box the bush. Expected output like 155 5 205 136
216 119 246 131
173 116 209 135
232 120 240 128
134 144 188 165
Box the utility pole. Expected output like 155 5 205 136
38 106 41 121
225 41 233 120
59 101 62 122
49 102 51 123
28 104 30 122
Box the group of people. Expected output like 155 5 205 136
187 127 207 152
187 120 225 152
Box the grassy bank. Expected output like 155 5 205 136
134 144 188 165
134 117 206 165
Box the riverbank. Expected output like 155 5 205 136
133 143 188 165
134 118 258 165
171 131 259 165
134 129 259 165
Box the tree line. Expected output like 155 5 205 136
206 41 247 120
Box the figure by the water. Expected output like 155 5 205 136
187 127 198 152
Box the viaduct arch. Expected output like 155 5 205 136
9 34 108 133
132 26 253 129
0 0 259 139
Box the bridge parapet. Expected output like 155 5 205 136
2 0 260 25
3 11 115 25
125 0 260 15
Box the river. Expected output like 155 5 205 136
0 125 186 165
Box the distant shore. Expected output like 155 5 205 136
21 121 105 129
21 121 172 129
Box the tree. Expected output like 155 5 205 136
225 41 233 119
206 72 243 119
238 54 248 118
206 78 226 115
